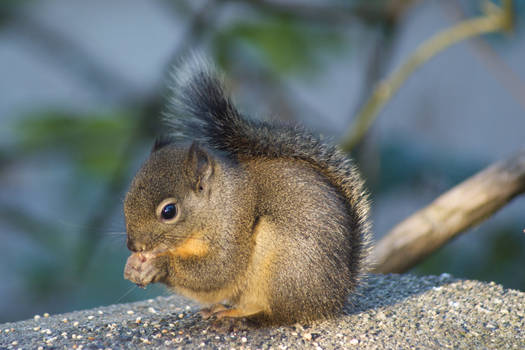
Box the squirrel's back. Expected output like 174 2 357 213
165 58 371 319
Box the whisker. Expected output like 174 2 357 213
56 218 125 233
115 285 138 304
103 231 127 236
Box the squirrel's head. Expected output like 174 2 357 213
124 141 217 253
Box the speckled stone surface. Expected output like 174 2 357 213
1 274 524 349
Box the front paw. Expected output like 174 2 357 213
124 251 165 287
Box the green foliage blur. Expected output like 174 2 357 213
1 0 524 323
17 112 137 177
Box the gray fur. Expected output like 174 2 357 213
125 58 372 324
166 58 372 287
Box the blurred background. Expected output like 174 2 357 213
1 0 524 323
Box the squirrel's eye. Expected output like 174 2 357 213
161 204 176 220
156 198 179 223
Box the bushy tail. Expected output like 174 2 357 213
166 58 371 281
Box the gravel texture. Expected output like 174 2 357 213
1 274 524 349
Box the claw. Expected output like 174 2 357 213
198 309 213 319
199 304 228 319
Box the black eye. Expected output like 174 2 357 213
156 198 179 223
161 203 177 220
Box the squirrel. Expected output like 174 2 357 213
123 58 371 324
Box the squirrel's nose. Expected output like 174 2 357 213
126 236 136 252
126 236 146 252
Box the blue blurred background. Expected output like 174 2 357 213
1 0 524 323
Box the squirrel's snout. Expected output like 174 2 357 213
126 236 146 252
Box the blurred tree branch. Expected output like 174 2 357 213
351 24 400 121
341 0 514 152
444 0 525 112
372 149 525 274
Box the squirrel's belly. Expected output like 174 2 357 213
171 217 275 313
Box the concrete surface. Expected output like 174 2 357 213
1 274 523 349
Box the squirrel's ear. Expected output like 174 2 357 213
186 141 214 193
